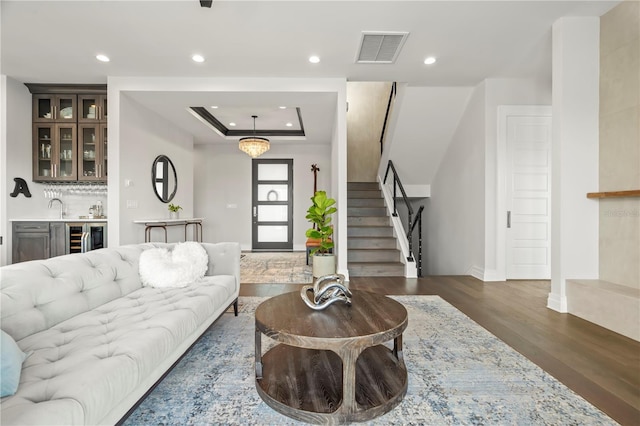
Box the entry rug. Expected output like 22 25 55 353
124 296 615 425
241 251 312 284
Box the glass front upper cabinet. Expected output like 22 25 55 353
33 94 77 122
57 125 77 180
32 124 77 181
78 95 107 123
78 124 107 181
34 125 53 180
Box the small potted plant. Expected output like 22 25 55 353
168 203 182 219
305 190 337 277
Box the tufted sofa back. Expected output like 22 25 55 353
0 242 240 342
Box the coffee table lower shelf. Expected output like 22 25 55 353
256 343 407 424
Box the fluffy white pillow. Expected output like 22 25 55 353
139 242 208 288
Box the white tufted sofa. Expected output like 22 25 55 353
0 242 240 425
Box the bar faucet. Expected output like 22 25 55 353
48 198 64 219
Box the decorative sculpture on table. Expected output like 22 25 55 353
300 274 352 310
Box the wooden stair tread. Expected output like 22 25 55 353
347 181 410 277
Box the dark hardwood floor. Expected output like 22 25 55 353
240 276 640 426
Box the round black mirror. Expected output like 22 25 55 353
152 155 177 203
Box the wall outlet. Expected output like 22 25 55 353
126 200 138 209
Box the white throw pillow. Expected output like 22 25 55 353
139 242 208 288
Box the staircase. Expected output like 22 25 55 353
347 182 404 276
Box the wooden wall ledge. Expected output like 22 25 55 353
587 189 640 199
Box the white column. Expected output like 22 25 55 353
549 17 600 312
332 82 349 281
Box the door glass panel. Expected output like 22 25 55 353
102 126 108 178
59 98 74 120
37 127 52 176
258 184 288 201
59 128 73 177
258 226 288 242
37 98 52 119
81 127 96 177
37 128 52 159
102 97 108 121
258 163 288 181
81 98 97 119
253 159 293 251
258 205 288 222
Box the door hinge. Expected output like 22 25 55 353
507 211 511 228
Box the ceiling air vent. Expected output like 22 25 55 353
356 31 409 64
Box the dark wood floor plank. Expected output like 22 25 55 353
241 276 640 426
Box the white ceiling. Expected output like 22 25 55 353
1 0 620 145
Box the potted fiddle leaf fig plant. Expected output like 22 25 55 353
305 190 337 277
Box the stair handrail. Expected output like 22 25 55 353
380 82 397 154
383 160 424 276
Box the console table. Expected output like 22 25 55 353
133 218 203 243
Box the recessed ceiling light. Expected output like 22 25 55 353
286 122 293 127
309 55 320 64
279 106 287 109
229 122 236 127
96 54 110 62
192 54 205 63
211 106 218 109
424 56 437 65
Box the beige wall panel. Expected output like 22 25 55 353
347 82 391 182
599 0 640 289
599 106 640 190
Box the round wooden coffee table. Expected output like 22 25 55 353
254 290 408 424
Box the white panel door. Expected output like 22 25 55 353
506 115 552 279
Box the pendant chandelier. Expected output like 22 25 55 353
239 115 270 158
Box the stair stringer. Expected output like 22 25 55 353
377 176 418 278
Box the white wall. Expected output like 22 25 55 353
3 77 35 262
194 143 331 251
381 86 473 185
0 75 7 266
118 94 195 245
427 83 485 275
426 78 552 277
0 0 3 265
549 17 600 312
332 85 349 279
4 77 34 218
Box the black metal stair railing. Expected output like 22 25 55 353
383 160 424 277
380 82 397 154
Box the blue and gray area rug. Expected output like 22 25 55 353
124 296 615 425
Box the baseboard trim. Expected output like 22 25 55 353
547 292 568 313
468 266 505 282
469 266 485 281
337 268 350 282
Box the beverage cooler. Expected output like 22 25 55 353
65 222 107 254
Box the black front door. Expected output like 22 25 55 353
252 159 293 251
